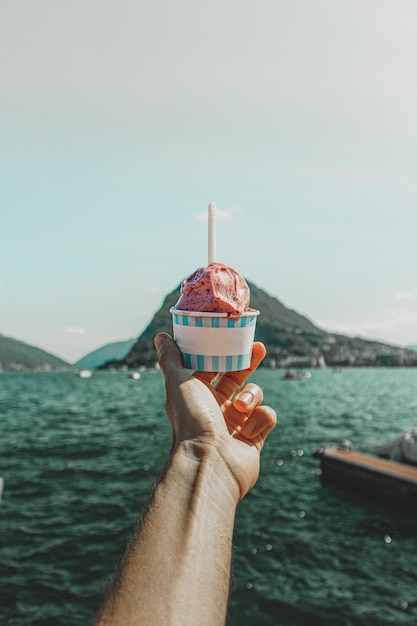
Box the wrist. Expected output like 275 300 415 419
167 438 241 508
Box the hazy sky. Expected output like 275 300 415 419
1 0 416 363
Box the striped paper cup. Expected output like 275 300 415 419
170 307 260 372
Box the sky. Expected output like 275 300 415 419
1 0 417 363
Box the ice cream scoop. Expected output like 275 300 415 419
175 262 250 315
169 202 259 371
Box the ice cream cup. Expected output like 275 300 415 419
170 307 260 372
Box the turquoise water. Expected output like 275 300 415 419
1 368 417 625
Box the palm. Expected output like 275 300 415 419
164 342 275 499
156 333 276 498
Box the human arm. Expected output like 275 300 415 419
94 333 277 626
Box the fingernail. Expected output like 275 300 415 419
154 333 166 354
243 420 256 436
237 391 255 408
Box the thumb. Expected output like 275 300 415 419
154 332 184 374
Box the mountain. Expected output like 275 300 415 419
75 338 136 370
0 334 70 371
106 281 417 369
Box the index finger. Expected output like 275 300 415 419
214 342 266 404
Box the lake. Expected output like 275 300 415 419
1 367 417 625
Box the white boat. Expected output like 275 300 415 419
78 369 93 378
283 369 311 380
128 372 141 380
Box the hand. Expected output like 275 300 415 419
154 333 277 500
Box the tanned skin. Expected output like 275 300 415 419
94 333 277 626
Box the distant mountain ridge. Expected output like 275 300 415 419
106 281 417 369
3 282 416 372
75 339 136 370
0 334 70 371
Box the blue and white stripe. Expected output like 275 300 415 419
181 352 252 372
170 309 259 372
172 312 257 329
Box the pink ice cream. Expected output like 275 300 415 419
175 262 250 315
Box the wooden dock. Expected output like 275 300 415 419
314 447 417 508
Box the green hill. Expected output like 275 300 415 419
106 281 417 369
75 338 136 370
0 334 70 371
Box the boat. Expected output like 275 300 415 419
313 429 417 509
78 369 93 378
128 372 141 380
283 369 311 380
